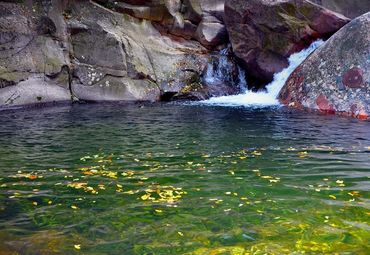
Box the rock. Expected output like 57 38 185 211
0 77 71 107
278 12 370 120
315 0 370 19
0 1 71 108
195 19 228 48
0 0 242 108
67 1 210 102
224 0 350 86
94 0 228 48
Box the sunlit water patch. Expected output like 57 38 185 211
0 104 369 255
199 40 324 107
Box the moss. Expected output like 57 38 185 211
298 5 315 18
180 82 203 93
44 57 64 74
0 72 29 83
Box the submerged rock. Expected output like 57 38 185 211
279 12 370 120
224 0 350 87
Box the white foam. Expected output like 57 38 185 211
200 40 324 107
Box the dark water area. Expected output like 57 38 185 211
0 103 369 254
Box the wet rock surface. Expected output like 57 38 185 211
224 0 350 87
279 12 370 120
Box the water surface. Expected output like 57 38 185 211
0 104 369 254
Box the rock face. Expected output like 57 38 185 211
0 0 241 108
224 0 350 86
94 0 228 49
279 12 370 120
0 1 71 107
316 0 370 19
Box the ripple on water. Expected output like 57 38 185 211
0 104 369 254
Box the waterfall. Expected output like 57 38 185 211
203 47 247 94
200 40 324 107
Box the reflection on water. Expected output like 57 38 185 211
0 104 369 255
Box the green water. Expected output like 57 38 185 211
0 104 369 255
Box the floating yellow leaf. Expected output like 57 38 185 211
177 231 184 236
261 176 273 179
32 201 38 206
329 195 336 200
71 205 78 210
348 191 360 197
155 209 163 213
252 151 262 156
74 244 81 250
141 194 151 201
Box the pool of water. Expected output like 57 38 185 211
0 103 369 255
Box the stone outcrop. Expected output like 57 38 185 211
94 0 228 49
0 0 241 108
279 12 370 120
224 0 350 87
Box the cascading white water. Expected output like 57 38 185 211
203 47 247 93
203 48 230 85
200 40 324 107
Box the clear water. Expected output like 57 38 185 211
201 40 324 107
0 104 369 255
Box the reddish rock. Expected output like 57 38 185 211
358 111 369 120
316 94 335 114
279 13 370 121
342 68 364 88
224 0 350 86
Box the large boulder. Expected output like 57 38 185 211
224 0 350 86
279 12 370 120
